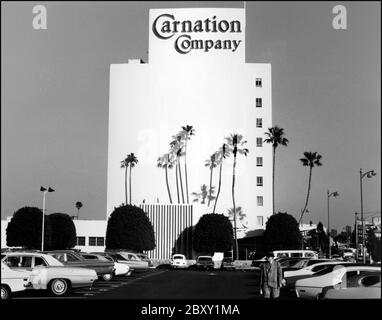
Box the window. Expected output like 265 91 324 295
34 257 47 267
257 176 263 186
89 237 96 246
257 216 264 226
257 196 263 206
256 137 263 147
96 237 105 246
4 256 21 268
66 253 79 262
20 256 33 268
255 78 262 87
256 157 263 166
256 98 262 108
256 118 262 128
76 236 85 246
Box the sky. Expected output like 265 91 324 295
1 1 380 232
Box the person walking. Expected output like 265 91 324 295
259 251 285 299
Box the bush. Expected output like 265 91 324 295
106 205 155 251
193 213 233 254
6 206 49 249
45 213 76 250
264 212 302 251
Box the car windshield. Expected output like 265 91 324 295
313 265 339 276
173 256 184 260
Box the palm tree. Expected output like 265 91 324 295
213 143 230 214
264 126 289 214
121 156 129 205
170 135 185 204
191 184 215 204
75 201 83 219
205 153 218 207
227 206 246 222
121 153 138 205
181 125 195 204
298 151 323 224
157 153 174 204
225 134 249 260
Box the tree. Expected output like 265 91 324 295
191 184 215 205
193 214 233 254
121 153 138 205
75 201 83 219
212 143 230 214
227 207 246 223
264 212 302 251
45 213 76 250
180 125 195 204
298 151 323 224
6 206 50 249
157 153 174 204
264 126 289 214
106 205 155 252
205 152 218 207
316 221 328 254
170 135 185 204
366 228 381 262
225 133 249 260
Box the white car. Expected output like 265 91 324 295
85 253 132 277
170 254 188 269
295 264 380 299
111 251 149 271
1 261 30 299
321 274 381 299
1 252 98 296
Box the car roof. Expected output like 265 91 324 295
2 251 50 257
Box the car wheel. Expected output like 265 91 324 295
50 279 69 296
1 285 10 300
102 273 113 281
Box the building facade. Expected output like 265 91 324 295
106 8 273 232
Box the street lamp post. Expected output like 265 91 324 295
327 190 339 259
359 169 376 263
40 186 55 251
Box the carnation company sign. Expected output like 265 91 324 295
152 14 242 54
149 8 245 62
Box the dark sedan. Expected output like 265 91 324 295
195 256 215 271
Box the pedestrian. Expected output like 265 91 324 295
259 251 285 299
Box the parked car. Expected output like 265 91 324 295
135 253 154 268
80 253 131 278
195 256 214 271
1 252 97 296
283 261 351 291
251 256 267 270
220 257 235 271
295 264 380 299
1 261 30 299
320 274 381 299
282 259 332 272
170 254 188 269
92 252 135 274
109 251 149 271
44 250 114 281
273 250 318 259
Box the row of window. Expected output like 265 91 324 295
76 236 105 246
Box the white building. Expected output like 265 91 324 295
107 7 273 230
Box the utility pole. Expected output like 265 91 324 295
354 212 358 261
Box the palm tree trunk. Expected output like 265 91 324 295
175 160 180 204
178 158 185 204
213 162 223 214
129 165 132 205
272 146 276 214
208 167 213 207
165 166 172 204
299 167 313 223
232 154 239 260
184 140 189 204
125 166 128 205
77 208 80 220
